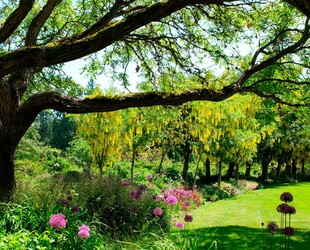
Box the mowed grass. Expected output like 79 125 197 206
182 182 310 250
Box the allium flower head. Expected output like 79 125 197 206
49 214 67 229
79 225 90 232
166 195 178 205
147 174 153 180
129 190 136 198
267 221 278 235
184 215 193 223
280 192 293 203
67 195 73 201
122 181 129 186
283 227 295 236
59 198 69 206
284 205 296 214
153 207 163 216
155 196 164 202
277 203 289 213
71 205 80 213
78 229 90 238
176 222 184 229
137 184 147 192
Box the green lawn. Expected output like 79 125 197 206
180 182 310 250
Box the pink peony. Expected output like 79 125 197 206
49 214 67 229
175 222 184 229
166 195 178 205
153 207 163 216
78 229 90 238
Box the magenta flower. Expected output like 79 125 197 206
175 222 184 229
67 195 73 201
137 184 147 192
71 205 80 213
78 229 90 238
129 190 136 198
283 227 295 236
166 195 178 205
280 192 293 203
147 174 153 180
153 207 163 216
49 214 67 229
184 214 193 223
122 181 129 186
267 221 278 235
155 196 164 202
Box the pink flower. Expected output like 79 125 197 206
166 195 178 205
155 196 164 202
175 222 184 229
122 181 129 186
147 174 153 180
79 225 90 232
184 214 193 222
153 207 163 216
49 214 67 229
78 229 90 238
129 190 136 198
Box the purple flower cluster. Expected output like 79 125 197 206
267 221 278 235
184 215 193 223
78 225 90 238
163 188 201 206
165 195 178 205
280 192 293 203
283 227 295 236
49 214 67 229
129 184 147 201
153 207 163 216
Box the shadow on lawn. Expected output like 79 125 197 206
176 226 310 250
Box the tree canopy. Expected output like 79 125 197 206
0 0 309 201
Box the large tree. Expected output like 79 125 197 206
0 0 309 201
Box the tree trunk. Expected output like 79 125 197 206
158 147 167 173
217 160 222 189
182 140 191 182
0 140 16 202
235 163 240 181
292 158 297 175
245 161 252 179
226 162 235 180
261 149 272 181
130 145 137 181
193 147 203 186
276 153 285 177
205 158 211 184
301 158 305 175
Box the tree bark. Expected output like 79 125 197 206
226 162 235 180
205 158 212 184
182 140 191 181
245 161 252 179
261 148 272 181
292 158 297 175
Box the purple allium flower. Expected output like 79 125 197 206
137 184 147 192
153 207 163 216
147 174 153 180
67 195 73 201
129 190 136 198
283 227 295 236
79 225 90 232
71 205 80 213
277 203 289 213
184 215 193 223
284 205 296 214
49 214 67 229
122 181 129 186
166 195 178 205
59 198 69 206
267 221 278 235
134 194 142 201
280 192 293 203
175 222 184 229
78 229 90 238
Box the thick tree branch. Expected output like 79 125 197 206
0 0 35 44
0 0 230 77
25 0 63 46
285 0 310 18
